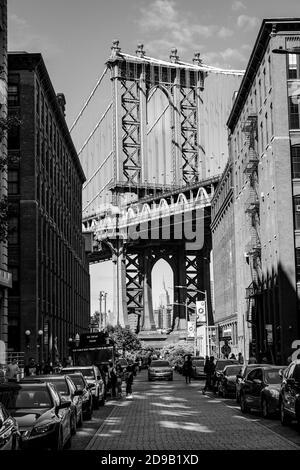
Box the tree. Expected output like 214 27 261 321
106 324 142 356
160 341 194 368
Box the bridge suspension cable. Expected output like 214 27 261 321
83 151 113 190
78 101 113 156
69 66 108 133
83 178 114 213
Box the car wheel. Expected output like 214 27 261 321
99 396 105 407
78 410 83 427
71 412 77 435
52 427 64 450
240 394 250 414
64 434 72 449
280 400 291 426
93 395 99 410
261 398 269 418
85 401 93 420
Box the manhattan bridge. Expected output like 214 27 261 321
71 40 244 338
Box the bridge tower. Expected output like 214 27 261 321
102 40 214 337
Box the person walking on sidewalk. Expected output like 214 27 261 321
202 356 215 394
124 364 134 398
182 356 193 384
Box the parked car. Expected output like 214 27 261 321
192 358 206 379
0 402 20 450
235 363 268 403
65 373 93 420
240 365 283 417
0 380 72 450
217 364 243 398
279 359 300 427
212 359 239 392
61 366 105 409
148 360 173 381
23 374 83 435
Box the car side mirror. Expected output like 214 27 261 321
74 389 83 396
58 400 71 409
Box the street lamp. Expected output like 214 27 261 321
174 285 209 357
25 330 31 349
75 333 80 347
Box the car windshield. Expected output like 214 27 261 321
47 378 69 395
193 360 204 366
0 385 52 409
68 375 85 388
63 368 95 379
265 369 282 384
151 361 170 367
224 366 241 376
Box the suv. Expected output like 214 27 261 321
279 359 300 428
61 366 105 409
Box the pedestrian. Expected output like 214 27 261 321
43 361 53 374
238 352 244 364
182 355 193 384
138 357 142 372
124 364 134 398
108 361 117 398
24 357 39 376
6 358 20 382
115 361 123 398
248 353 257 364
0 365 5 383
202 356 215 394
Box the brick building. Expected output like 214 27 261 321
0 1 11 359
7 52 90 363
213 18 300 364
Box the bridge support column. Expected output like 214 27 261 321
141 248 156 331
173 246 187 332
112 240 129 328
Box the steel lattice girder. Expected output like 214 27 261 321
180 87 198 183
126 253 143 311
185 254 200 313
121 80 141 184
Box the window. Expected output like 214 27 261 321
288 54 300 79
8 217 19 244
288 82 300 129
268 56 272 87
291 144 300 178
293 196 300 230
8 75 20 106
8 170 19 194
265 113 269 144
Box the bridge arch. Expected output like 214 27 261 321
151 258 174 330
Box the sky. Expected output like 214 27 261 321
8 0 300 315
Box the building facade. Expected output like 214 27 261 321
0 0 11 361
211 161 240 359
226 18 300 364
7 52 90 363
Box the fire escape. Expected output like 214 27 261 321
242 113 261 324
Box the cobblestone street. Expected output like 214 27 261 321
79 370 300 451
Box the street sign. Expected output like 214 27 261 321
196 301 206 325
